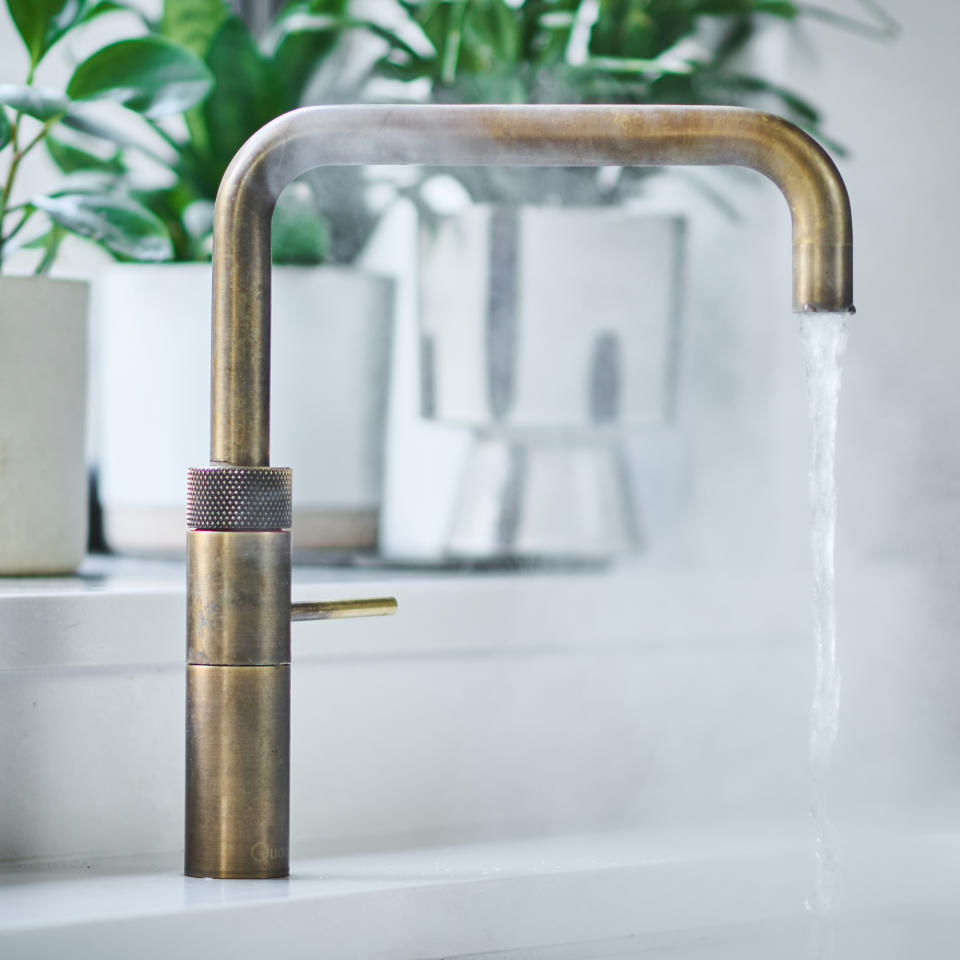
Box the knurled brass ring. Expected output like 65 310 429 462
187 466 292 531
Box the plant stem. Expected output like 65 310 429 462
145 117 183 157
19 116 60 160
34 224 65 275
1 206 36 246
0 111 21 274
0 60 37 272
441 0 469 86
0 114 61 272
0 119 21 215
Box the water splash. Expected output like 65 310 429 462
800 310 849 959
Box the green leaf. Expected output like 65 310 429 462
722 73 820 122
50 170 119 193
79 0 153 26
20 226 57 251
5 0 146 69
0 108 10 151
132 186 205 260
67 36 214 119
0 83 71 122
0 204 38 258
293 0 350 13
525 2 576 67
707 16 755 69
361 19 430 63
34 223 67 274
66 109 171 160
269 10 348 105
161 0 230 58
6 0 82 68
590 0 695 61
465 0 522 67
271 181 330 265
0 83 171 162
197 18 284 190
32 193 174 260
162 0 233 182
46 134 125 174
753 1 798 16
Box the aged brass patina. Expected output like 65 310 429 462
186 662 290 879
188 104 853 880
184 523 395 879
211 105 853 467
291 597 399 621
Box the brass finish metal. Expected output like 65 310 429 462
187 530 291 665
185 664 290 878
185 523 394 877
291 597 398 621
186 465 293 531
189 103 853 878
212 104 853 466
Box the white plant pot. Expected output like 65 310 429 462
413 206 684 560
419 207 684 428
0 275 88 574
94 264 393 555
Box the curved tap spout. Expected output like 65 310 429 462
211 104 853 467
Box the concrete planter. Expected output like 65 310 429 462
94 264 393 555
420 206 684 429
0 275 89 574
415 206 685 560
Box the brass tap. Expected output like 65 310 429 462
184 469 396 879
186 104 854 879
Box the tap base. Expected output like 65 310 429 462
185 664 290 879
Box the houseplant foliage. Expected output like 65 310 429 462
0 0 214 271
374 0 896 205
147 0 396 264
92 2 404 556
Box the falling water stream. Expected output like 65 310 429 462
800 310 849 959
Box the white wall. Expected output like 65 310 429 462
644 0 960 822
790 0 960 822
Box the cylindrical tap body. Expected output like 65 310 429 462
185 659 290 878
185 468 293 879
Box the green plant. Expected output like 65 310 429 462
140 0 396 265
374 0 896 205
0 0 214 272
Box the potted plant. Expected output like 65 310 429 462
96 0 396 556
365 0 895 560
0 0 212 573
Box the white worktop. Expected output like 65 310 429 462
2 827 958 959
0 556 943 958
0 829 801 959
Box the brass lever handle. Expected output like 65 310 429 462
290 597 398 622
